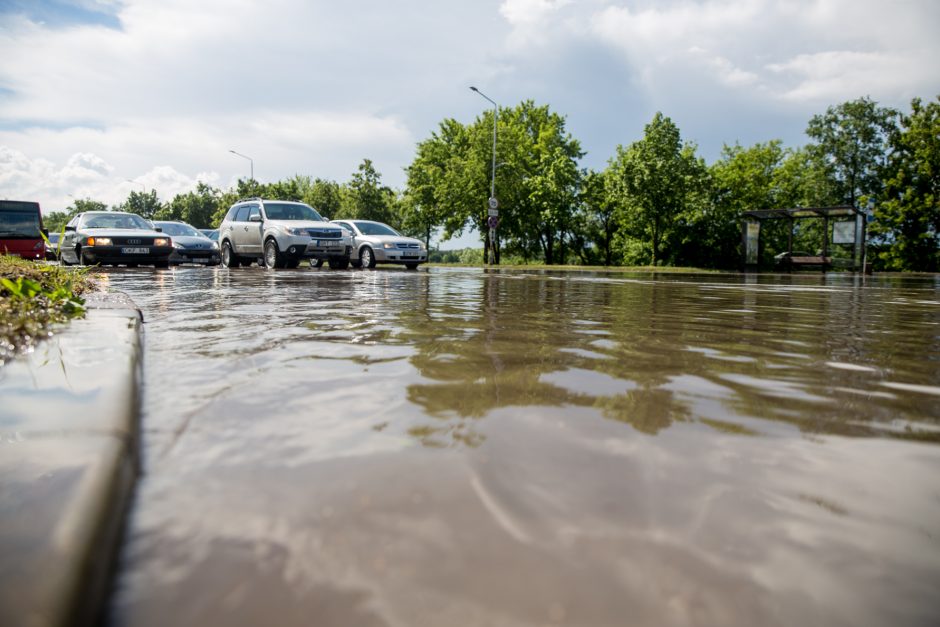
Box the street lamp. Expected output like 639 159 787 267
229 149 254 181
470 86 498 265
126 179 145 193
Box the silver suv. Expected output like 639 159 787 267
219 198 353 269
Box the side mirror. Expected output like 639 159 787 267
65 225 76 232
321 216 330 222
154 227 163 232
249 214 262 223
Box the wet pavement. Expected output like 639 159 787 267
103 266 940 627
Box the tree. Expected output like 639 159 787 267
301 177 344 220
871 96 940 271
578 169 618 266
157 182 222 228
337 159 396 224
118 190 162 219
806 96 899 206
607 113 709 266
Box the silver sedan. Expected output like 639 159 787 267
331 220 427 270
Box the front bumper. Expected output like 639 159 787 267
373 248 428 264
275 235 351 260
82 245 173 265
170 249 221 265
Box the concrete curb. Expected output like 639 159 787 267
0 291 143 627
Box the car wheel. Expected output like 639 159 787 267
329 257 350 270
405 263 419 270
78 247 94 267
350 260 362 269
360 246 376 269
311 259 324 268
264 238 286 269
221 241 240 268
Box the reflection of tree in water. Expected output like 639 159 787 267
394 271 940 447
595 388 691 435
398 273 700 445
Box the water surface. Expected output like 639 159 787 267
106 267 940 627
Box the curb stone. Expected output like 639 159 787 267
0 291 143 627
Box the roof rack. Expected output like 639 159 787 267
234 196 264 204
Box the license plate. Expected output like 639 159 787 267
122 247 149 254
192 257 209 263
317 240 340 247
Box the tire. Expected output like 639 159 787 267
264 238 286 269
350 260 362 269
360 246 376 269
78 247 94 267
285 259 299 269
329 257 350 270
312 259 324 268
405 263 419 270
221 241 240 268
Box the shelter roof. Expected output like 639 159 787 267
742 205 860 220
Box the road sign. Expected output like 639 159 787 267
488 208 499 217
487 216 499 229
488 197 498 210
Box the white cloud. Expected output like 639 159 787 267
500 0 572 26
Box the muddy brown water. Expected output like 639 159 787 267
102 266 940 627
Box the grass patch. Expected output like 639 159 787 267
0 256 98 364
426 262 725 274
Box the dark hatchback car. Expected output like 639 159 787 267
59 211 173 267
153 221 221 266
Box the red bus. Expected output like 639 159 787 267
0 200 47 260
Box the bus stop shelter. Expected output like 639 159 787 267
741 205 867 271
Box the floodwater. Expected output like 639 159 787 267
103 266 940 627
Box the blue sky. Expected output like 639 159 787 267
1 0 937 247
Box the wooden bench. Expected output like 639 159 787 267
783 255 831 270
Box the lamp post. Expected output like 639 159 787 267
229 149 254 181
470 86 498 265
126 179 145 194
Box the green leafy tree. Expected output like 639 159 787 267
578 169 618 266
607 112 709 266
157 182 222 228
337 159 396 224
118 189 162 219
871 96 940 271
806 96 899 206
405 118 483 255
301 177 344 220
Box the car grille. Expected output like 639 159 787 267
307 229 342 239
396 243 420 249
111 236 158 245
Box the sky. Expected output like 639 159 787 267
0 0 937 247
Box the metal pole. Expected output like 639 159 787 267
470 86 498 265
229 149 254 181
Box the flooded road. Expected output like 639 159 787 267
104 266 940 627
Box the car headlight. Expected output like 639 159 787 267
154 238 171 247
173 242 185 250
88 237 112 246
276 225 308 236
210 241 219 250
418 242 427 250
383 242 396 249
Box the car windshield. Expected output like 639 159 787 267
200 229 219 241
353 221 399 236
83 213 152 230
155 222 202 237
263 203 323 221
47 232 60 243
